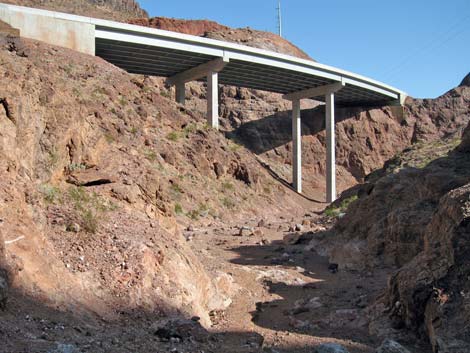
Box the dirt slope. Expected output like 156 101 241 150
2 0 148 21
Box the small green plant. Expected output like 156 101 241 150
170 183 183 200
47 148 60 169
81 209 99 234
68 163 87 172
92 86 107 97
39 184 61 204
174 203 183 215
72 87 82 97
167 131 180 142
104 132 115 144
63 63 73 75
263 185 272 194
151 162 165 172
67 187 116 233
160 90 171 98
187 209 200 220
324 195 358 218
228 140 242 152
130 127 138 135
118 96 128 106
182 123 197 138
186 203 210 220
221 181 234 192
171 183 182 193
201 123 212 131
221 196 236 209
144 149 157 162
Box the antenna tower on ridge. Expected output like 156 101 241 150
277 0 282 37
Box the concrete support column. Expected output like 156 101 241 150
292 99 302 193
325 92 336 202
175 81 185 105
207 71 219 129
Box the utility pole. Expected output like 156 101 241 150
277 0 282 37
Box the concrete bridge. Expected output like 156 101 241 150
0 3 407 202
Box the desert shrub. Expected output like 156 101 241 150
221 196 236 209
167 131 180 142
221 181 234 192
67 187 116 233
324 195 358 218
144 149 157 161
39 184 61 204
174 203 183 215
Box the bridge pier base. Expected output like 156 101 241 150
292 99 302 193
166 57 228 131
207 71 219 130
325 92 336 203
175 82 185 105
284 82 344 202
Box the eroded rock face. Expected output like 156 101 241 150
386 183 470 352
2 0 148 21
324 116 470 350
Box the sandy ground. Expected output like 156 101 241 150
1 200 430 353
187 214 392 353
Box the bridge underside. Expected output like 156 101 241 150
93 34 403 202
0 3 407 203
95 38 396 106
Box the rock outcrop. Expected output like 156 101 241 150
317 77 470 351
460 72 470 87
2 0 148 21
129 17 230 37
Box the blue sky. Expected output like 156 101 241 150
139 0 469 98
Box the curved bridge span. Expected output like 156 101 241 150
0 3 407 202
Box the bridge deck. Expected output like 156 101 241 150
94 23 404 106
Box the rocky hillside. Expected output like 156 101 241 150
0 30 315 342
2 0 148 21
310 75 470 352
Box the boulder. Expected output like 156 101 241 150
460 72 470 87
314 343 350 353
375 339 411 353
47 343 81 353
0 273 8 309
238 226 253 237
66 168 116 187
